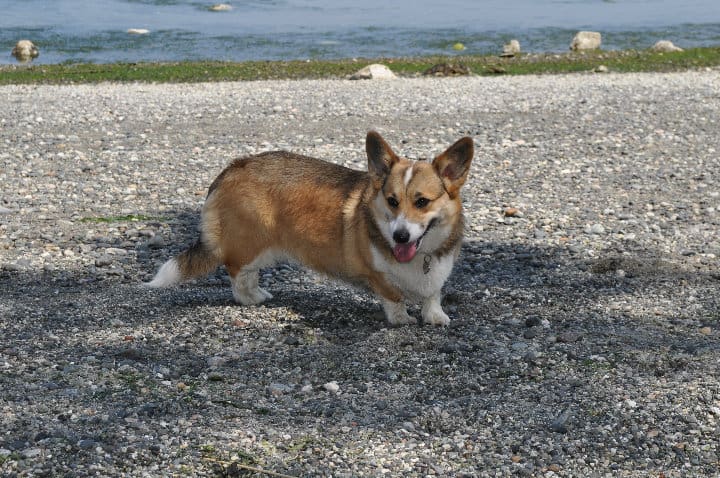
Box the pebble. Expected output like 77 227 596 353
586 223 605 235
549 409 571 434
323 381 340 393
95 254 113 267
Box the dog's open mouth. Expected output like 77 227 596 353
391 218 436 263
393 239 421 263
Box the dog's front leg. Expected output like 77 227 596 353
421 292 450 326
368 274 416 326
381 299 417 326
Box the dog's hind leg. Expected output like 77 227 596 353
226 250 278 305
230 268 273 305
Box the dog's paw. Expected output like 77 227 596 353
233 287 272 305
382 300 417 326
387 310 418 326
422 307 450 326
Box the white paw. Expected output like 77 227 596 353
422 306 450 326
387 309 418 326
382 300 417 326
233 287 272 305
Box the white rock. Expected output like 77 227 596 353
349 64 396 80
651 40 683 53
209 3 232 11
570 31 602 51
501 39 521 57
323 381 340 393
127 29 150 35
11 40 39 62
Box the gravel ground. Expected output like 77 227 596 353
1 70 719 477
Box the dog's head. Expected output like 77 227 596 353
366 131 474 263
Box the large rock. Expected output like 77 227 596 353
349 64 396 80
501 39 521 57
651 40 683 52
11 40 39 62
570 31 602 51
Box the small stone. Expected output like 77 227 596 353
0 206 11 214
300 384 313 394
127 28 150 35
284 335 300 346
511 454 522 463
547 464 561 472
570 31 601 51
501 39 521 57
77 439 97 449
699 326 712 335
12 40 39 62
21 447 42 458
525 316 541 328
349 64 396 80
523 328 540 339
557 331 581 343
147 235 165 248
523 350 540 363
594 65 609 73
401 421 415 432
206 356 226 368
647 429 660 438
323 381 340 393
651 40 683 52
95 255 113 267
504 207 520 217
268 383 292 395
549 409 571 433
586 223 605 234
423 63 471 77
209 3 232 11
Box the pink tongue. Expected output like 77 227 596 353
393 242 418 263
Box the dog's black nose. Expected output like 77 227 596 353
393 229 410 244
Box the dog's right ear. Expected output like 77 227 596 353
366 131 399 181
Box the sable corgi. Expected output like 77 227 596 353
146 131 473 326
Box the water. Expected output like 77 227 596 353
2 0 719 64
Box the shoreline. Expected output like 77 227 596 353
1 46 720 84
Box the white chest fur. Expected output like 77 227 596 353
370 245 456 302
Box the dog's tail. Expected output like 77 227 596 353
145 240 220 288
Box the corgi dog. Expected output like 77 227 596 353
147 131 473 326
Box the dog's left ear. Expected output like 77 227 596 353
433 137 474 198
366 131 400 182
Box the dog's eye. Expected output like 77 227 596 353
387 197 399 208
414 197 430 209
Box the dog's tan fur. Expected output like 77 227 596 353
148 131 473 326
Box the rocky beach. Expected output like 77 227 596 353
1 70 719 476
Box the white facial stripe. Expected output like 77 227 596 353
403 163 414 187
